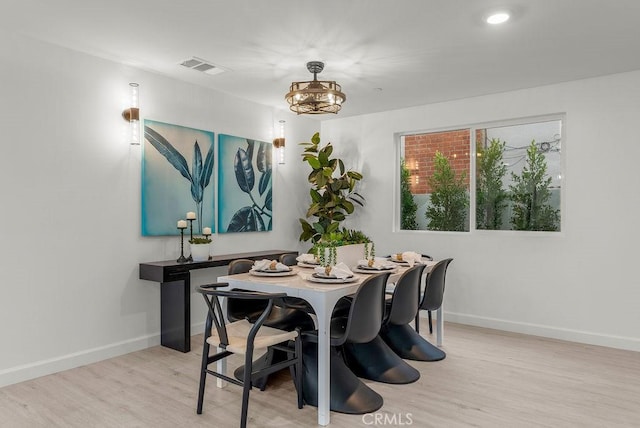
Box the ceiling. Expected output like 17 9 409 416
3 0 640 119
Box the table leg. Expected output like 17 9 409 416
436 307 443 347
160 279 191 352
315 307 331 426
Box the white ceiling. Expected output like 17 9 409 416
3 0 640 119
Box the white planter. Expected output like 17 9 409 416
190 243 210 262
335 243 371 269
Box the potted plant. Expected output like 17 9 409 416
310 228 375 269
189 236 212 262
299 133 372 268
299 132 365 243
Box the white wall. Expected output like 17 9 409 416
0 32 317 387
321 70 640 352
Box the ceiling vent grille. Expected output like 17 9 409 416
179 57 226 76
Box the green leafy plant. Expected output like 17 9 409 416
509 141 560 231
425 151 469 231
189 236 212 244
299 132 364 242
400 158 418 230
309 228 371 251
309 228 374 267
476 139 508 230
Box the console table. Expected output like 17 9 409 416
139 249 297 352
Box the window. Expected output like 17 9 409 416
399 117 562 232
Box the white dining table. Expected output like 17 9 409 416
217 260 440 426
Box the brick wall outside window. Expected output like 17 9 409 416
404 129 472 194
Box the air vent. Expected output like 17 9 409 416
179 57 226 76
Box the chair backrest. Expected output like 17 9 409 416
228 259 255 275
227 259 266 322
386 264 426 326
279 253 298 266
198 283 285 351
420 258 453 311
337 272 391 346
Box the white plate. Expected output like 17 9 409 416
297 262 320 268
353 266 398 274
307 274 358 284
356 264 397 271
249 269 296 277
388 258 427 266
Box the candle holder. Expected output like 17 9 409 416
177 226 188 263
187 219 195 261
203 233 212 260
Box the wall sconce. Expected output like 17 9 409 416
122 82 140 145
273 120 285 164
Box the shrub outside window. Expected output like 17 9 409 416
400 129 471 232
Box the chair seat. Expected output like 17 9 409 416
207 319 298 355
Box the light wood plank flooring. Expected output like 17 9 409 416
1 323 639 427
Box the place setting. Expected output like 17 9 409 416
353 257 398 274
305 262 359 284
295 253 321 268
388 251 431 267
249 259 297 277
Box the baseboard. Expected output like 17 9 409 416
0 321 208 389
444 311 640 352
4 315 637 389
0 334 162 388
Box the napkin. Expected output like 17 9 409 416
253 259 290 272
357 258 396 270
296 253 319 264
314 262 354 279
402 251 423 266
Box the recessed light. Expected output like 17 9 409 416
486 11 510 25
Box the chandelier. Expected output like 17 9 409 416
285 61 346 114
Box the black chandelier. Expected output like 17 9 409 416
285 61 346 114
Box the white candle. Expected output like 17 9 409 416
186 212 196 220
203 227 212 235
177 220 187 228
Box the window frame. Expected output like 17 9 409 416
394 113 565 235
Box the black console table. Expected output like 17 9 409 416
139 249 297 352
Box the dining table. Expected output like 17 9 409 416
217 259 440 426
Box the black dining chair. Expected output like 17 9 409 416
196 284 303 428
415 258 453 334
382 258 453 362
343 264 425 384
279 252 299 266
301 272 391 414
226 259 315 390
278 253 316 314
226 259 315 331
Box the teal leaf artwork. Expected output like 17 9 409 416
218 134 273 233
142 119 215 236
234 148 255 193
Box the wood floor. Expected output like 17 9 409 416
1 322 639 427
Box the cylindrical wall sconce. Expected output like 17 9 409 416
273 119 286 164
122 83 140 145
